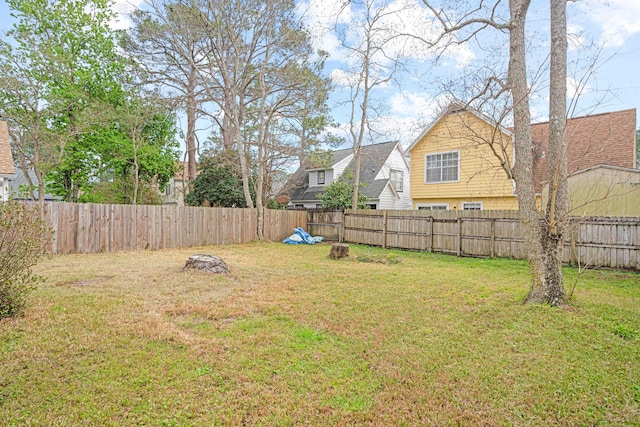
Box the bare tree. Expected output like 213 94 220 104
333 0 409 213
165 0 328 238
420 0 570 305
125 0 210 182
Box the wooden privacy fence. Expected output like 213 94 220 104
307 209 344 241
27 202 307 254
334 209 640 270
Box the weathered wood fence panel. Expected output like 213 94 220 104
264 209 308 242
329 209 639 270
307 209 344 241
28 202 305 254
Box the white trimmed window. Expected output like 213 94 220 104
317 170 325 185
425 151 459 183
462 202 483 210
416 203 449 211
390 169 403 192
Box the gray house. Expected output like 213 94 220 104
0 120 16 202
286 140 411 210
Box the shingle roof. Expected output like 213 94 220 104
531 109 636 193
344 140 398 190
0 121 16 176
8 168 62 201
287 140 400 203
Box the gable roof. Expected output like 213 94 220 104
408 102 637 194
287 140 401 203
406 101 514 153
0 120 16 177
532 108 636 192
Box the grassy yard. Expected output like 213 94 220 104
1 242 639 426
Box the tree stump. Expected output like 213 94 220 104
184 255 230 273
329 243 349 260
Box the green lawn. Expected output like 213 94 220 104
1 242 639 425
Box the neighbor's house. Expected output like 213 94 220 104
8 167 62 201
408 103 637 212
286 140 411 210
0 120 16 202
541 165 640 217
407 104 517 211
158 161 194 205
533 109 637 216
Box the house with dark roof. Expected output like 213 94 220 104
286 140 411 210
0 120 16 202
408 103 637 211
8 167 62 201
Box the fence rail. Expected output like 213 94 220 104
337 209 639 270
26 202 307 254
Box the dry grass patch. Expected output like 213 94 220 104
0 242 639 425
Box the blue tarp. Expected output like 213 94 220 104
283 227 324 245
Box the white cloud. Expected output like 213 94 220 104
329 114 430 148
300 0 473 66
389 92 438 118
328 91 451 148
567 76 592 101
567 23 585 51
330 68 361 87
297 0 352 61
109 0 145 30
577 0 640 48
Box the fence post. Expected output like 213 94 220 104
382 211 388 248
429 217 434 252
490 218 495 258
570 218 577 266
457 217 462 257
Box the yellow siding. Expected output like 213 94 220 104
413 197 518 210
410 111 515 205
542 167 640 216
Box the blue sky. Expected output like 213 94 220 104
1 0 639 151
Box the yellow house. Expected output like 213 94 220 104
407 104 518 211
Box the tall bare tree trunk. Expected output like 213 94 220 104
186 67 198 182
132 140 140 204
507 0 547 300
229 96 254 209
351 46 371 214
539 0 568 305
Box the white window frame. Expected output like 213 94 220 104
416 203 449 211
317 170 325 185
462 202 483 210
390 169 403 192
424 150 460 184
